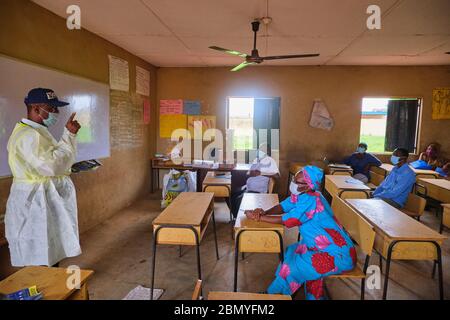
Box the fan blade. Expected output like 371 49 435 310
262 53 320 60
231 61 254 72
209 46 247 58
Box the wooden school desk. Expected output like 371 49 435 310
208 291 291 300
0 266 94 300
202 172 232 200
346 199 447 300
371 163 440 180
324 175 371 200
233 193 283 292
417 178 450 232
151 192 219 299
442 204 450 232
327 164 353 176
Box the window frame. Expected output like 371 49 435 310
360 96 423 155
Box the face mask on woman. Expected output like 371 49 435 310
289 181 301 196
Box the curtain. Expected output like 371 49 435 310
384 99 419 153
253 97 280 156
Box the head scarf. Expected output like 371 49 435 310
296 165 324 191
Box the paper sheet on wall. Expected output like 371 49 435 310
136 66 150 96
108 55 129 92
183 100 201 115
188 115 216 139
143 99 151 124
309 99 334 131
160 99 183 115
432 88 450 120
160 114 187 138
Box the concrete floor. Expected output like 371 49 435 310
61 193 450 300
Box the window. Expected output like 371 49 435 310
227 98 255 150
360 97 421 153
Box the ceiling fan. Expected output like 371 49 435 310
209 20 320 72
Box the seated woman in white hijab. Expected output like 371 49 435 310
230 163 270 218
252 143 280 177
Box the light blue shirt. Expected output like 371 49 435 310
373 163 416 207
246 175 270 193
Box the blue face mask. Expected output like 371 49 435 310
40 108 59 127
357 147 366 154
391 155 400 165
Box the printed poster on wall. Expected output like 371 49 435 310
136 66 150 96
183 100 201 115
160 99 183 115
160 114 187 138
432 88 450 120
108 55 129 92
143 99 151 125
188 115 216 139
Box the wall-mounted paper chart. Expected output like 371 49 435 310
136 66 150 96
160 114 187 138
160 99 183 115
183 100 201 115
108 55 129 92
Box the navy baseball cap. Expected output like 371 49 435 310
24 88 69 107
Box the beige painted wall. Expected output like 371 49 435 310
0 0 157 276
157 66 450 191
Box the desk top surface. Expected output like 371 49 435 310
234 193 282 230
153 192 214 226
0 266 94 300
419 178 450 190
203 171 232 185
208 291 292 300
325 175 371 190
346 199 447 241
380 163 440 177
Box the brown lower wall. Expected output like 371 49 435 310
0 0 157 277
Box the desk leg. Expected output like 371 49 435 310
233 230 284 292
234 231 241 292
383 240 443 300
211 210 220 260
150 228 159 301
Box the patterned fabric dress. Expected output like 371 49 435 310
267 166 356 300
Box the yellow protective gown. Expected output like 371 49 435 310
5 118 81 266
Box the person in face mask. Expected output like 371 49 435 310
343 142 381 183
245 166 356 300
419 143 441 169
372 148 416 209
5 88 81 267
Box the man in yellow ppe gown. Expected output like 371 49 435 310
6 88 81 267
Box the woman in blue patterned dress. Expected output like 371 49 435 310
245 166 356 300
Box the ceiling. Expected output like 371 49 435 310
32 0 450 67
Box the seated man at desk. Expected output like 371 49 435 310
230 163 270 218
245 166 355 300
373 148 416 209
343 142 381 183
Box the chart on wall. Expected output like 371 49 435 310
159 114 187 138
0 55 110 178
432 88 450 120
110 90 145 150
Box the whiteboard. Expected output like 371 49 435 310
0 55 110 178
